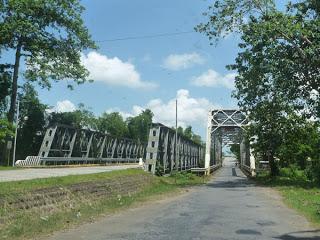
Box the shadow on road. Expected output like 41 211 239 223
273 229 320 239
206 180 254 188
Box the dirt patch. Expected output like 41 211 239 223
0 174 154 227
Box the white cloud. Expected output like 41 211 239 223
108 89 218 129
81 51 157 89
104 107 134 120
163 52 205 71
191 69 237 89
50 100 76 113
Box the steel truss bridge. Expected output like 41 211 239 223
16 123 204 173
145 123 203 174
205 109 256 176
16 124 146 166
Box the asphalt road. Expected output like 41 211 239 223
44 158 320 240
0 165 139 182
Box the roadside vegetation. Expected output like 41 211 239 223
256 168 320 226
0 166 20 171
0 169 208 240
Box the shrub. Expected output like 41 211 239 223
305 161 320 184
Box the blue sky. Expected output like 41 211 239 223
34 0 242 138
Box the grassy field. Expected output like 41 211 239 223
256 171 320 227
0 169 209 240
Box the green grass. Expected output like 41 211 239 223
0 169 208 240
256 171 320 226
0 168 146 195
0 166 21 171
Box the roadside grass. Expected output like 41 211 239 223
0 168 143 195
0 169 208 240
0 166 21 171
256 170 320 226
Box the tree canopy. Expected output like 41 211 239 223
198 0 320 177
0 0 96 123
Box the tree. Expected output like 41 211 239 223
172 125 203 145
97 112 128 138
197 0 320 176
16 83 47 160
127 109 153 143
183 126 193 140
0 0 96 123
49 104 97 130
0 118 13 143
191 134 202 145
0 64 11 115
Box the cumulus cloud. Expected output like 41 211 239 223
108 89 218 128
104 107 134 120
191 69 237 89
163 52 205 71
81 51 157 89
50 100 76 113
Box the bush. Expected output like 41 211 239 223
305 161 320 184
279 165 307 181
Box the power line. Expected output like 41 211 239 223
96 30 196 42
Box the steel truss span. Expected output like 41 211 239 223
16 124 146 166
205 109 256 176
145 123 204 174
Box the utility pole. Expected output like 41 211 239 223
175 99 178 171
12 100 20 167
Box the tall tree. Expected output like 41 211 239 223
127 109 153 143
197 0 320 176
97 112 128 138
16 83 47 160
0 0 96 123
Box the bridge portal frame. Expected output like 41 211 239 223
205 109 256 176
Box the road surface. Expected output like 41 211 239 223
0 165 139 182
44 158 319 240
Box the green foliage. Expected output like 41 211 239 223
127 109 153 143
97 112 128 138
196 0 275 43
0 64 11 115
49 104 97 130
305 161 320 185
198 0 320 176
255 173 320 226
0 118 13 143
183 126 193 139
172 125 203 145
169 171 205 186
0 0 96 122
0 0 96 88
279 165 307 182
16 83 47 160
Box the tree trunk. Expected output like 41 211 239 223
8 42 22 123
269 155 279 177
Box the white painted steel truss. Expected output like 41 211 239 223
205 109 256 176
